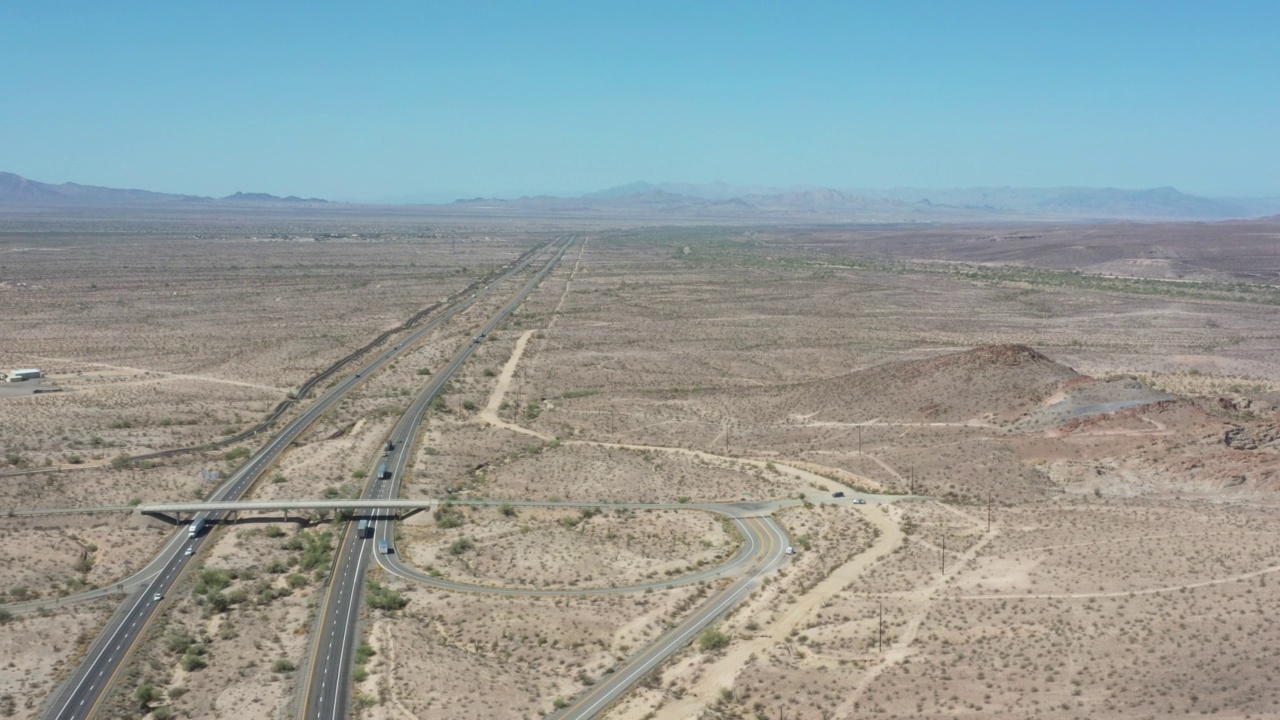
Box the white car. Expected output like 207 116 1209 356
785 546 795 555
153 592 164 601
852 498 867 505
184 546 195 556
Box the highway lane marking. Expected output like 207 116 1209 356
560 515 786 720
298 238 572 720
63 250 562 716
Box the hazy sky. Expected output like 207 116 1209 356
3 2 1277 201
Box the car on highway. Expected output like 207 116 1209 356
832 491 845 498
184 546 195 556
153 592 163 601
785 546 795 555
853 498 867 505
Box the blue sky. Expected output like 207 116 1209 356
2 2 1277 201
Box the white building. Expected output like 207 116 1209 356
5 368 42 382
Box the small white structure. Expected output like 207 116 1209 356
5 368 42 382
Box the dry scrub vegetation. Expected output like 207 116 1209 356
6 220 1280 718
400 505 733 589
358 574 718 719
93 522 331 720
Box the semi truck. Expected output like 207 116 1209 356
357 518 373 539
188 517 207 538
377 463 392 480
378 539 390 555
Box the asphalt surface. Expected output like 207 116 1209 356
41 239 561 720
300 236 573 720
375 500 782 596
549 513 791 720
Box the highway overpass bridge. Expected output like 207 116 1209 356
135 498 443 525
5 499 443 524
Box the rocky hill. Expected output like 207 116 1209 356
767 345 1081 425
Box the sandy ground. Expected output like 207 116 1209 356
400 506 734 589
0 600 113 720
7 225 1280 718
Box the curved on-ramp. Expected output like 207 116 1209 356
373 502 786 597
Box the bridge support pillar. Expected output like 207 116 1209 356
132 510 178 530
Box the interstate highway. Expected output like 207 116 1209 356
300 236 573 720
42 239 562 720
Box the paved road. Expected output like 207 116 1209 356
375 500 785 596
549 514 791 720
41 239 561 720
301 236 573 720
135 499 442 515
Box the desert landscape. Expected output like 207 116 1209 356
2 216 1279 720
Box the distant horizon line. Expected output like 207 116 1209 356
4 170 1279 206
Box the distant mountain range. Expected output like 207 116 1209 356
0 172 329 206
556 181 1280 220
3 171 1278 221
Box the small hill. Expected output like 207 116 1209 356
222 191 329 203
771 345 1081 425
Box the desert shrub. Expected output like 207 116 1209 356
297 530 334 571
366 581 407 611
180 653 207 671
272 658 295 673
135 683 158 706
165 633 194 655
434 505 464 529
525 400 542 420
448 537 475 555
698 627 731 652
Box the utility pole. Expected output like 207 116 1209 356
941 531 946 575
909 466 914 494
878 600 884 652
987 485 993 533
858 425 863 454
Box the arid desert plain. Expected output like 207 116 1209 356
3 217 1280 719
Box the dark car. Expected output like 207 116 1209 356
832 491 845 498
